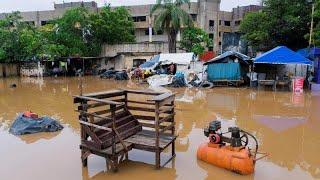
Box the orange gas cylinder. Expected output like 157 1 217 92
197 142 255 175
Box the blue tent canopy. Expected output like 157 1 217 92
297 47 320 59
254 46 312 65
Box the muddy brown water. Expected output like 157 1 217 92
0 76 319 180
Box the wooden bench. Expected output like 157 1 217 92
73 89 177 172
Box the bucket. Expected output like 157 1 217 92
292 77 304 93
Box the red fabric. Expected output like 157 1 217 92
199 51 215 62
23 111 39 119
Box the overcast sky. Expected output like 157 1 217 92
0 0 260 13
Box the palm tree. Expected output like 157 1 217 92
151 0 193 53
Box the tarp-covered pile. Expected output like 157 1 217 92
9 113 63 135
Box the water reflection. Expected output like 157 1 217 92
0 77 319 179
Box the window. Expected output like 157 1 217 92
190 14 197 21
219 20 222 25
224 21 231 26
41 21 48 26
145 28 155 35
219 42 222 45
219 32 221 37
132 16 146 22
133 59 146 67
208 47 213 51
235 20 241 26
209 20 214 27
209 33 214 39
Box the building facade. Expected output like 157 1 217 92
0 1 261 53
0 1 261 70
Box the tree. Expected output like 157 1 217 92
0 12 42 62
90 6 135 45
0 12 23 62
0 6 136 62
240 0 312 51
151 0 193 53
50 7 95 57
239 12 274 51
313 0 320 46
180 27 210 55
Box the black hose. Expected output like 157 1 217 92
241 130 259 158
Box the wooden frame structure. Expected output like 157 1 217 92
73 89 177 172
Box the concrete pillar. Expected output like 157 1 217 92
149 16 153 42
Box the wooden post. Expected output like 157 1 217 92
171 98 175 156
124 91 128 110
155 101 160 169
111 104 116 156
80 100 88 166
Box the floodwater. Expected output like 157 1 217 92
0 76 319 180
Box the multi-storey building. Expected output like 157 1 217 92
0 1 261 53
0 1 261 69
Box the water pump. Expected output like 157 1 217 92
203 120 253 148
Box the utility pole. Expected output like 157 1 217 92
308 0 315 48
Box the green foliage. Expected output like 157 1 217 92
90 6 135 45
240 0 312 51
51 7 95 57
180 27 210 55
313 0 320 46
0 6 135 62
151 0 193 53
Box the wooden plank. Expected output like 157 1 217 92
124 130 177 150
133 115 155 121
159 106 175 114
80 120 112 132
158 95 175 107
127 100 155 105
123 89 162 95
159 114 174 124
160 124 174 133
77 111 112 121
73 95 124 105
82 90 125 98
80 142 132 156
82 125 103 144
90 105 125 116
148 92 174 102
78 98 125 110
139 122 169 130
127 106 155 112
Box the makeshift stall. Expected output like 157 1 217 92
254 46 312 92
204 51 250 87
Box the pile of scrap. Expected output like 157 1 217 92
133 53 204 88
100 69 129 80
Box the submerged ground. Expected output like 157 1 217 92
0 76 319 180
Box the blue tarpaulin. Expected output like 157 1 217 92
9 114 63 135
139 55 160 69
207 63 241 81
254 46 312 65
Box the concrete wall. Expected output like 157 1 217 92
101 42 169 57
0 63 19 77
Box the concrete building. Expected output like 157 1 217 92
0 1 261 70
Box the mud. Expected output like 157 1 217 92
0 76 319 180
